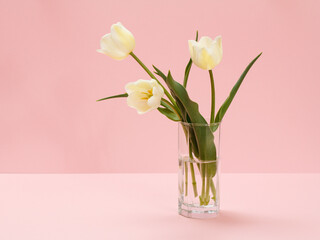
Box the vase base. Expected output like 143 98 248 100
178 202 219 219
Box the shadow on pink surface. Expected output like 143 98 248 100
180 210 301 236
207 210 295 225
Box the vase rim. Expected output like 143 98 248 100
179 121 221 127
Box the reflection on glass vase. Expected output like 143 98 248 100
178 121 221 218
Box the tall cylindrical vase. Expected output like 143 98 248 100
178 121 221 218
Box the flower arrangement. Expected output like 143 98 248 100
97 22 261 217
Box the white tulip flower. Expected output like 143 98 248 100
188 35 223 70
125 79 164 114
97 22 135 60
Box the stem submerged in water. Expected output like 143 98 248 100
190 163 198 197
184 162 188 196
210 178 217 202
188 143 198 197
205 167 211 204
200 164 206 205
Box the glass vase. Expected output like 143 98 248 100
178 121 221 218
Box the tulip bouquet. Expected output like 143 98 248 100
97 22 261 216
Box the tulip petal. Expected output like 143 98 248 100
147 95 160 108
202 48 216 70
136 80 155 90
211 36 223 66
125 82 138 94
151 83 164 96
125 80 154 94
191 45 212 70
214 35 222 49
147 85 163 108
199 36 214 49
127 92 150 114
188 40 196 59
111 22 135 54
99 33 127 60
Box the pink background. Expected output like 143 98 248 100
1 0 319 173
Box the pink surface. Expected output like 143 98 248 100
1 0 320 173
0 174 319 239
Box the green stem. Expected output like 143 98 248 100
210 178 217 202
205 168 211 203
200 164 206 205
209 70 215 124
189 143 198 197
190 163 198 197
184 162 188 196
129 52 178 109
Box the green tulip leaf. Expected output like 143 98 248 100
158 107 180 121
215 53 262 123
183 30 198 88
153 65 199 159
183 59 193 88
153 65 187 118
165 71 217 162
153 65 167 82
96 93 128 102
158 99 181 122
154 65 187 120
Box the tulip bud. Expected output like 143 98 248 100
188 36 223 70
97 22 135 60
